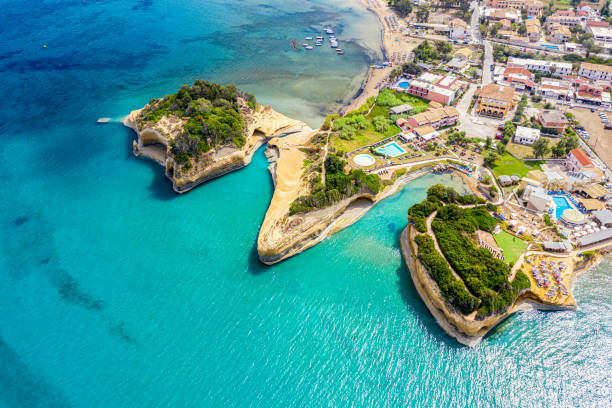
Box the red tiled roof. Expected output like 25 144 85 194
570 149 593 167
587 20 609 27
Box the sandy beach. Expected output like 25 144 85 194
344 0 421 113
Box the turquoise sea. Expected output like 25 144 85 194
0 1 611 407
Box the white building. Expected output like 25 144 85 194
521 185 553 212
514 126 541 145
587 25 612 46
566 148 594 172
578 62 612 81
507 57 573 75
449 18 468 40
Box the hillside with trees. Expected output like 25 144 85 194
137 80 257 166
409 185 530 318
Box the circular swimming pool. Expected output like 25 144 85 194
397 81 410 89
353 154 375 167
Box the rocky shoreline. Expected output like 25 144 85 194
123 104 308 193
400 224 583 347
257 142 443 264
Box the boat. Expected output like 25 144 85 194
331 43 338 48
315 42 323 46
305 46 313 50
336 49 342 52
316 36 323 40
305 37 313 40
303 43 309 47
325 28 334 34
97 117 111 124
336 51 344 55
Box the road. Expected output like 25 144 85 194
482 40 493 85
470 2 493 85
470 1 481 43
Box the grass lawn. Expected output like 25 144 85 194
330 123 401 152
330 92 428 153
495 230 528 264
505 138 562 160
549 0 573 9
490 152 543 178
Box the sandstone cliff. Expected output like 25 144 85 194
257 139 436 264
123 104 308 193
400 225 578 346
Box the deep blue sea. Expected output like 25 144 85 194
0 1 611 407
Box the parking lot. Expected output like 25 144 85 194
564 107 612 170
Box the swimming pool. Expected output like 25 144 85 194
553 195 573 219
397 81 410 89
541 44 559 50
376 141 407 157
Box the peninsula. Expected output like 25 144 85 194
124 80 307 193
124 0 612 345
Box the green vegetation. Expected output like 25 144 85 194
412 40 452 64
408 184 485 233
551 132 579 158
138 81 256 166
513 95 528 123
330 89 428 152
532 138 550 159
411 186 530 317
494 230 528 264
489 153 543 178
321 114 339 131
389 0 413 17
415 234 479 315
289 154 382 215
544 214 553 226
562 53 612 66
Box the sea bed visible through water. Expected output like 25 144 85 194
0 0 610 407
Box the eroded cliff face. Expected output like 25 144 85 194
400 225 577 347
123 104 308 193
256 135 432 265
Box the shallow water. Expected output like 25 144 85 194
0 1 611 407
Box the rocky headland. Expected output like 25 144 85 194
123 82 307 193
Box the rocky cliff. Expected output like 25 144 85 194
123 104 307 193
257 140 435 264
400 225 578 346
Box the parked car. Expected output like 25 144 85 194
498 124 504 131
495 133 503 140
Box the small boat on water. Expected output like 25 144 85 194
305 45 313 50
303 43 309 47
97 117 111 124
316 36 324 40
331 43 338 48
305 36 313 40
336 49 342 52
325 28 334 34
336 51 344 55
315 42 323 46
